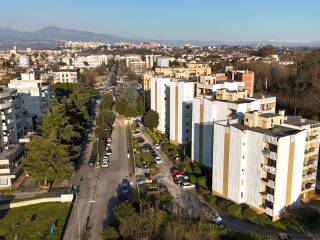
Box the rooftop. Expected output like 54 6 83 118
284 116 320 127
232 123 301 138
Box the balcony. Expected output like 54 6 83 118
266 207 273 216
262 148 277 161
302 183 316 192
262 164 276 174
267 180 275 188
0 101 13 110
263 135 278 145
305 148 319 157
267 193 274 202
303 161 318 170
303 172 317 181
306 135 320 143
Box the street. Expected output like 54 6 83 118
63 114 133 240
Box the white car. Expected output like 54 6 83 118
154 156 163 165
102 161 109 167
212 214 223 225
106 142 111 147
153 143 160 150
181 182 195 189
107 137 112 143
132 131 141 137
175 174 188 180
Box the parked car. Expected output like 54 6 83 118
136 137 145 144
173 175 187 185
140 143 152 152
89 154 96 167
106 142 111 147
102 161 109 168
175 174 188 180
105 149 112 156
121 180 130 194
154 156 163 165
181 182 195 189
171 168 185 177
212 214 223 225
132 131 141 138
107 137 112 143
153 143 160 150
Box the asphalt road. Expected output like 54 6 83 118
63 114 133 240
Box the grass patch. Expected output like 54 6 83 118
135 151 155 168
205 194 306 234
0 202 71 239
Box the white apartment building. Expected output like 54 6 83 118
8 73 51 131
212 111 320 221
128 61 146 75
0 87 24 189
19 55 31 68
73 54 112 68
150 77 171 133
53 66 79 84
169 80 194 145
145 55 161 69
192 88 276 167
156 57 170 68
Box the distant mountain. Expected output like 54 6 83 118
0 26 133 50
0 26 319 50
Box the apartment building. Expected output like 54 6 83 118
226 70 255 96
53 66 80 83
169 80 194 145
19 55 31 68
128 61 146 75
73 54 111 68
0 87 24 189
211 111 319 221
8 73 51 131
150 77 171 133
155 63 211 78
192 89 276 167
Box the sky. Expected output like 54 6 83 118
0 0 320 41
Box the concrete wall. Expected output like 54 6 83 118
0 194 73 211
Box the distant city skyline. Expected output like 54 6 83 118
1 0 320 41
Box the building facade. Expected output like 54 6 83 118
169 80 194 145
150 77 171 133
212 111 319 221
53 66 80 83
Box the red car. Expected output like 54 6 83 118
171 169 185 177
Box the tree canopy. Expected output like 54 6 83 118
143 110 159 129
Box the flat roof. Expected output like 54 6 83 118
232 123 301 138
284 116 320 127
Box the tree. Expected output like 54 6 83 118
143 110 159 129
101 227 119 240
23 136 72 186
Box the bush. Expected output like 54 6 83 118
290 206 319 227
193 166 202 175
207 195 218 208
183 164 193 175
197 176 207 189
242 207 257 220
101 226 120 240
217 198 232 211
226 204 243 218
189 175 197 184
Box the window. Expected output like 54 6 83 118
0 178 8 185
241 192 243 198
186 105 190 109
186 129 189 133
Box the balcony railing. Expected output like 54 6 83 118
303 172 317 181
262 148 277 160
262 164 276 174
266 207 273 216
267 180 275 188
263 135 278 145
267 193 274 202
305 148 319 156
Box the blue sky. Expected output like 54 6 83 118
1 0 319 41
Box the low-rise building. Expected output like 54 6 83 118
53 66 80 83
128 61 146 75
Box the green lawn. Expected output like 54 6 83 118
0 202 71 240
135 151 155 168
206 195 306 234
